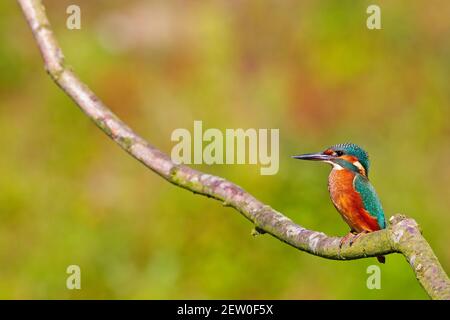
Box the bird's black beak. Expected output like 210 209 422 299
291 152 334 162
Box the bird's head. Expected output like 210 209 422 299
292 143 370 177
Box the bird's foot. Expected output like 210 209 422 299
339 231 369 248
339 231 357 248
348 231 369 246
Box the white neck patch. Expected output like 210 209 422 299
353 161 366 174
325 160 343 170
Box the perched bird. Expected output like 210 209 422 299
292 143 386 263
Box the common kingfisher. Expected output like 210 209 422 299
292 143 386 263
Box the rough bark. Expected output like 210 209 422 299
17 0 450 299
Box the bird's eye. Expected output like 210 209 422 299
335 150 344 156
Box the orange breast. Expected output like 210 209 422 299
328 169 380 233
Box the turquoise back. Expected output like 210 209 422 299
353 174 386 229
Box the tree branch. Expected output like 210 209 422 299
17 0 450 299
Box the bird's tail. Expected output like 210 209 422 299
377 255 386 264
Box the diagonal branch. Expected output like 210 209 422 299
17 0 450 299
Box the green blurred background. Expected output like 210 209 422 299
0 0 449 299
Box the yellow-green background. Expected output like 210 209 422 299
0 0 449 299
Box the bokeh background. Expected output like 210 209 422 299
0 0 449 299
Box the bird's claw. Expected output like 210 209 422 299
339 232 356 248
349 231 368 246
340 231 368 248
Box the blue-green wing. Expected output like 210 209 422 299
353 174 386 229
